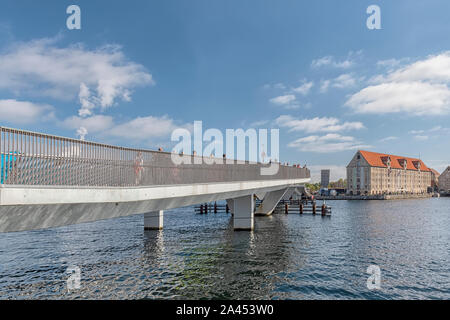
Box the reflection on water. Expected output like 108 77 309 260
0 199 449 299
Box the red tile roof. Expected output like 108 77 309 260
430 168 440 177
359 150 431 172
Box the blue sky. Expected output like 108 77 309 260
1 0 450 181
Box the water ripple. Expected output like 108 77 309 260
0 198 449 299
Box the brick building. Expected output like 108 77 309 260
430 168 440 192
438 166 450 192
346 150 432 195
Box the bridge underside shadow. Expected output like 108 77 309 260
0 179 309 233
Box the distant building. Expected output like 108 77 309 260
430 168 440 191
321 169 330 188
438 166 450 192
346 150 432 195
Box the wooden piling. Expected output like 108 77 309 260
214 202 217 213
300 203 303 215
285 203 289 214
312 203 316 215
321 203 326 216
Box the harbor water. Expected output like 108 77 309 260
0 198 449 299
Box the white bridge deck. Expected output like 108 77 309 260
0 127 310 232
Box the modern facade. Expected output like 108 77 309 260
346 150 432 195
321 169 330 188
438 166 450 192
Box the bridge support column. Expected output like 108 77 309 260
233 194 254 231
144 210 164 230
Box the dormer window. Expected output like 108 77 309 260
403 159 407 170
397 158 407 170
381 156 391 168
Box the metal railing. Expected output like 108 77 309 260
0 126 310 187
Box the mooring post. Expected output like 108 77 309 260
285 203 289 214
321 203 326 216
313 202 316 215
214 202 217 213
200 204 203 214
300 203 303 215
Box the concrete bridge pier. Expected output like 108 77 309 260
233 194 254 231
144 210 164 230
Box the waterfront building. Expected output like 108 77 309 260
346 150 432 195
438 166 450 192
321 169 330 188
430 168 440 192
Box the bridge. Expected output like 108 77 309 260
0 127 310 233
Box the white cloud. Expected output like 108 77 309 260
249 120 269 127
270 94 297 107
346 81 450 115
346 52 450 115
288 133 370 153
0 37 154 116
275 115 364 133
410 126 450 135
270 94 300 110
62 115 115 134
0 99 54 124
430 126 443 132
379 136 398 142
107 116 179 141
283 103 301 110
263 83 286 90
414 135 429 141
320 80 331 93
311 56 353 69
386 53 450 83
376 58 408 69
274 83 286 90
292 81 314 96
377 59 400 68
311 56 333 68
332 74 357 89
319 74 357 93
78 83 96 117
62 114 181 143
76 127 88 141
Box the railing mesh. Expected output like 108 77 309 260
0 127 310 187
